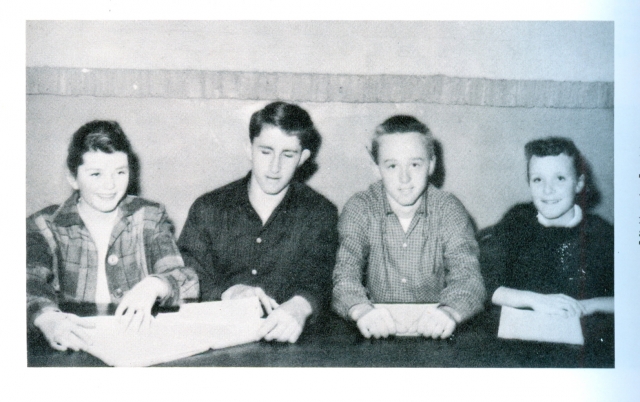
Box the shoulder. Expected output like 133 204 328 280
582 213 614 239
343 181 384 212
26 204 61 231
291 182 338 215
189 178 246 213
498 203 537 228
425 187 471 220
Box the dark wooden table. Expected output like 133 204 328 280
27 303 614 368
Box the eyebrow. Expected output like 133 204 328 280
258 145 300 154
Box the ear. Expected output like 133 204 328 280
428 156 437 176
575 174 585 193
66 172 79 190
297 149 311 167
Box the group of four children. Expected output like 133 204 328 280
26 101 614 352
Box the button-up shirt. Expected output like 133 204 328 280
332 181 486 322
27 193 199 325
177 174 339 316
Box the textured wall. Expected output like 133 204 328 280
26 69 613 235
26 21 614 235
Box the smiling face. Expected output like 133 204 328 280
377 132 435 210
249 125 310 196
528 153 585 226
67 151 130 213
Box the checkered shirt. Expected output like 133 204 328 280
27 193 199 325
332 181 486 321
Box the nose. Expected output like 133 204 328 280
269 154 281 174
399 166 411 184
103 173 116 190
543 180 554 195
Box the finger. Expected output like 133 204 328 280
71 326 94 347
431 322 444 339
49 338 68 351
114 302 127 317
380 310 397 335
357 321 372 339
441 320 456 339
255 289 274 314
287 326 302 343
67 314 96 329
395 319 409 334
127 310 145 333
269 297 280 311
257 315 279 339
264 319 289 341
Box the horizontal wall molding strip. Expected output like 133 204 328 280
27 67 613 109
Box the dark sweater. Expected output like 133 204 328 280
479 203 614 301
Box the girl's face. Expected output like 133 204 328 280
68 151 130 213
528 153 584 226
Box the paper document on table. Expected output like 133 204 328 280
373 303 439 336
82 297 265 367
497 306 584 345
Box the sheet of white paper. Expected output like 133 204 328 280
373 303 439 336
81 297 265 366
497 306 584 345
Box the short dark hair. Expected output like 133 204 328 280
249 102 321 156
524 136 584 180
67 120 136 176
370 115 435 164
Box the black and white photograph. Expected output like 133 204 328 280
7 1 640 400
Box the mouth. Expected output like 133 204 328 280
398 187 414 195
97 194 118 200
541 199 560 205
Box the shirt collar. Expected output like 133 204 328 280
240 171 298 214
537 204 583 228
52 192 141 227
380 181 428 217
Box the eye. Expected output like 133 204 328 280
90 172 100 177
411 162 423 168
387 164 396 169
283 152 295 159
557 176 566 181
117 170 128 175
531 177 541 183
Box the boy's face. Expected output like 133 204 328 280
67 151 130 213
377 132 435 208
250 125 310 196
528 153 585 225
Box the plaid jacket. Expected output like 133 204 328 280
332 181 486 322
27 193 199 325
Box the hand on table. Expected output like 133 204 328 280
114 276 171 332
356 307 400 339
408 306 457 339
257 296 311 343
221 284 279 314
528 293 586 317
34 309 95 352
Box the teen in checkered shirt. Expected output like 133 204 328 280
332 115 485 339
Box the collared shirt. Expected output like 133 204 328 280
177 174 339 316
27 193 199 325
332 181 486 322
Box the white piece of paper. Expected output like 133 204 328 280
373 303 439 336
81 297 265 366
497 306 584 345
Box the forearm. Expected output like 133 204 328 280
491 286 538 309
581 297 614 315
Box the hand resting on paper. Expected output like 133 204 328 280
580 297 614 315
353 306 407 339
407 306 457 339
114 276 172 332
492 286 587 318
221 284 279 314
33 309 95 352
257 296 311 343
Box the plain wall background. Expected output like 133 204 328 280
26 21 614 236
